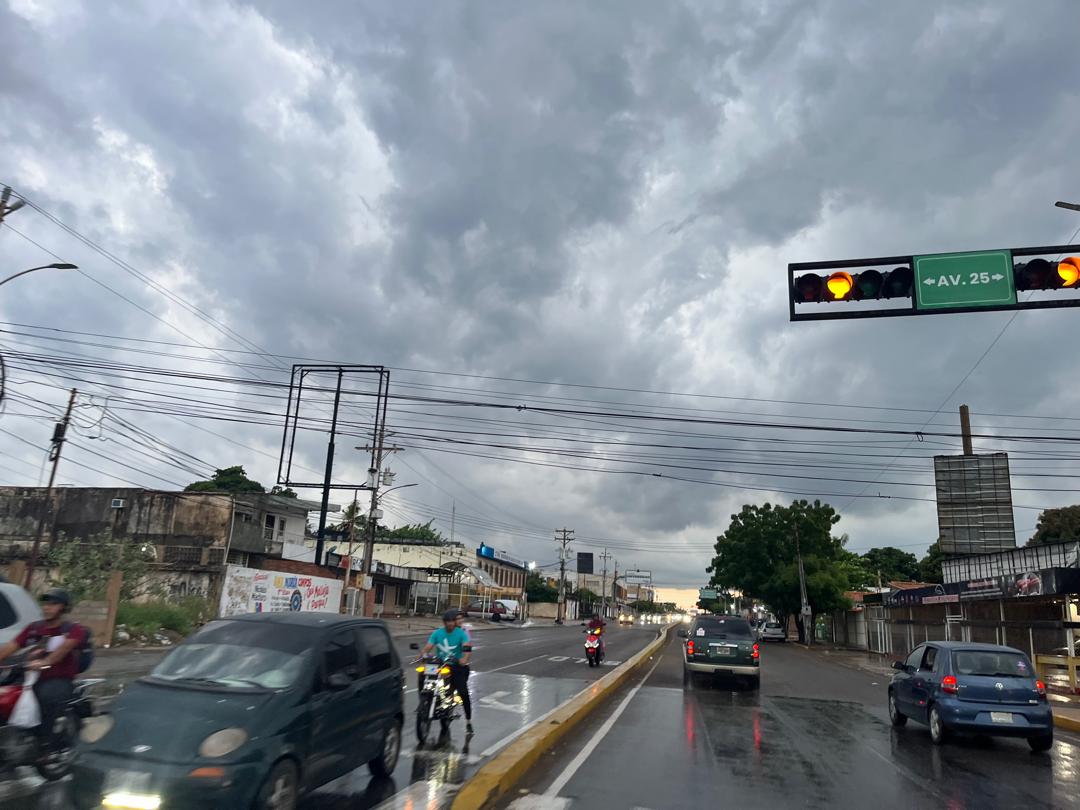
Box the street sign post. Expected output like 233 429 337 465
914 250 1017 310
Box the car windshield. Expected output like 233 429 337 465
149 620 312 690
766 622 782 629
695 618 752 639
953 650 1033 678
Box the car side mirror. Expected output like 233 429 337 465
891 661 905 671
327 672 352 690
409 643 420 651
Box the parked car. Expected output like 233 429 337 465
759 621 786 642
0 580 43 646
888 641 1053 752
680 614 760 689
72 613 405 810
465 599 520 621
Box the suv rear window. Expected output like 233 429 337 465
693 617 753 639
954 650 1032 678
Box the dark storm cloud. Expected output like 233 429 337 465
2 0 1079 584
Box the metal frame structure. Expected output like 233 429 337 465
788 243 1080 321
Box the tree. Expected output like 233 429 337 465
526 572 558 603
185 466 265 493
332 500 368 536
269 485 297 498
383 521 445 544
46 532 158 603
707 500 854 643
917 542 946 583
1028 506 1080 546
860 546 919 584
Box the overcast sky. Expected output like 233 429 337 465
3 1 1080 588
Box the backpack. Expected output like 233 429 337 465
62 622 95 674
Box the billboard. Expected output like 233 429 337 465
219 564 342 617
885 568 1080 607
577 552 594 575
934 453 1016 555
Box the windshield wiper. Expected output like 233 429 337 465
163 676 267 689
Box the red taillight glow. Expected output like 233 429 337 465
686 640 695 656
941 675 958 695
1036 679 1047 697
752 643 760 659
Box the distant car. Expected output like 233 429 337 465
759 621 786 642
72 613 405 810
618 613 633 625
889 641 1053 752
681 615 760 689
464 599 519 622
0 581 43 646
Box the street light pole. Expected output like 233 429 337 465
0 263 78 288
1055 201 1080 212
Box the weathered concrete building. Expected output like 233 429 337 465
0 487 329 599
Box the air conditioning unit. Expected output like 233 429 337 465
111 499 126 509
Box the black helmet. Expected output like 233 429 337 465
442 609 459 622
40 588 71 608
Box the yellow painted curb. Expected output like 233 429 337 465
1054 710 1080 734
451 626 675 810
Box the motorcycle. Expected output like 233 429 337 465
584 628 604 667
0 652 98 781
413 655 458 745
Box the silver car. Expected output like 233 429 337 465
0 580 43 645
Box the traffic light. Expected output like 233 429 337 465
790 266 912 303
1014 257 1080 290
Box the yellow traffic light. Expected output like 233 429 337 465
1058 257 1080 287
826 271 853 300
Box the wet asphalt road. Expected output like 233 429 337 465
506 633 1080 810
2 621 659 809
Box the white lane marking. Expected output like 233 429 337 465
509 796 571 809
478 690 525 713
544 656 664 798
473 654 549 675
550 655 570 662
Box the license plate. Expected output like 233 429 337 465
425 665 441 675
709 645 733 656
990 712 1014 724
105 769 153 792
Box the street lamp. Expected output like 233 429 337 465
1055 201 1080 212
0 263 78 288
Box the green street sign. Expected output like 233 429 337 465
914 250 1017 311
699 588 717 600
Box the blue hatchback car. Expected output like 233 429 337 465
888 641 1053 752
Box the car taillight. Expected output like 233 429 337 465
686 640 695 656
941 675 958 695
1036 679 1047 697
752 643 760 659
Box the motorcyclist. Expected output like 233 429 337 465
0 588 87 754
586 612 606 656
421 609 473 734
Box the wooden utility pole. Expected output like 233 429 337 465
555 528 574 624
25 389 76 588
959 404 973 455
356 435 404 616
794 521 812 645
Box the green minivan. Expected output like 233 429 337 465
681 614 760 689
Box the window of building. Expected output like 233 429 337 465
277 517 287 539
375 583 386 604
263 514 276 541
396 586 409 607
163 546 203 565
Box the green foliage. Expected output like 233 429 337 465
332 501 368 535
384 521 445 543
917 542 946 583
860 546 920 583
1028 506 1080 546
576 588 600 604
46 532 157 603
526 572 558 603
117 597 212 638
185 466 265 493
269 485 297 498
707 500 854 629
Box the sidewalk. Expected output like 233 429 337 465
797 642 1080 735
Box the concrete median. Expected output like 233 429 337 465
451 625 674 810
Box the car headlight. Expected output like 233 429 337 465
79 715 115 744
198 728 249 758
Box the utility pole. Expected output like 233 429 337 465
343 489 360 600
313 369 344 567
794 522 812 645
25 389 76 588
555 528 573 624
959 404 973 455
355 435 404 616
599 548 613 620
0 186 25 231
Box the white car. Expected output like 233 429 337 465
760 621 786 642
0 580 43 645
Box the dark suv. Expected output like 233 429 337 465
681 614 760 688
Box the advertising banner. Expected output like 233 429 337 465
886 568 1080 607
219 564 343 617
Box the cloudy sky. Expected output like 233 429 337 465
3 0 1080 589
